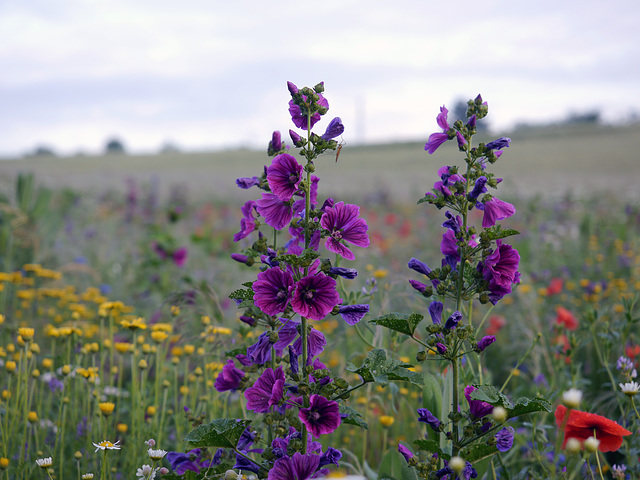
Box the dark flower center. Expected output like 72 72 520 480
309 410 321 422
288 173 299 185
305 289 315 300
276 290 287 300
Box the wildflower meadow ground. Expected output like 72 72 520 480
0 83 639 480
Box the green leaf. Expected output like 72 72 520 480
462 443 498 463
346 349 424 387
184 419 251 449
413 439 442 454
509 397 552 418
340 404 368 430
484 226 520 241
369 313 424 337
469 385 552 418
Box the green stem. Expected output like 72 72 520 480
500 333 541 393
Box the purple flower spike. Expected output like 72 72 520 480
424 106 452 154
214 359 244 392
291 273 340 321
456 131 467 148
319 447 342 467
256 193 294 231
428 301 443 324
468 176 488 201
267 154 303 202
444 311 462 330
417 408 442 432
289 129 304 147
289 94 328 130
320 202 370 261
253 267 294 316
485 137 511 151
464 385 494 419
495 426 515 452
481 240 521 304
338 304 369 325
245 366 285 413
234 200 257 242
299 394 342 437
287 81 299 95
321 117 345 140
476 335 496 352
480 197 515 228
236 176 260 189
268 452 320 480
408 257 431 276
398 444 414 462
409 279 428 293
269 131 282 153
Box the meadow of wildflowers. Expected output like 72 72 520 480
0 83 639 480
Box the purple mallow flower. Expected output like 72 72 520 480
166 449 206 475
321 117 345 140
234 200 257 242
214 359 245 392
268 452 321 480
320 201 370 261
246 332 274 365
233 451 263 474
480 240 521 304
337 304 369 325
444 311 462 330
269 130 282 153
409 279 428 293
478 197 515 228
485 137 511 151
267 154 304 202
291 273 340 321
425 106 452 154
476 335 496 352
236 176 260 189
495 426 515 452
288 84 329 130
428 301 443 324
329 267 358 279
417 408 442 432
256 193 293 231
398 444 414 462
299 394 342 437
253 268 294 316
245 366 285 413
468 176 488 201
408 257 431 276
464 385 494 419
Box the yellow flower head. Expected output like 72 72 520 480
0 458 9 469
120 317 147 331
98 402 115 416
151 331 169 343
5 361 16 373
18 327 35 342
27 411 38 423
379 415 395 428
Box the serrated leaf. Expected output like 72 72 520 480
462 443 499 463
229 288 253 301
339 404 368 430
369 312 424 337
469 385 513 410
509 397 552 417
184 419 251 449
347 349 424 387
413 439 442 454
485 227 520 241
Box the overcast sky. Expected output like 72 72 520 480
1 0 639 156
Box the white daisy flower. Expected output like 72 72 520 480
92 440 121 452
35 457 53 469
148 448 167 461
136 464 156 479
619 381 640 396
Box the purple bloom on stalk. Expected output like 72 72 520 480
495 426 515 452
236 176 260 189
166 449 205 475
299 394 342 437
417 408 442 432
253 267 294 316
435 461 478 480
478 197 515 228
436 342 447 354
288 94 328 130
428 301 443 324
320 202 370 261
456 131 467 149
289 129 304 147
267 154 304 202
485 137 511 151
245 366 285 413
256 193 294 230
172 247 187 267
231 253 250 264
441 230 460 268
268 452 321 480
246 332 274 365
234 201 257 242
269 130 282 153
464 385 494 419
233 451 262 474
321 117 345 140
398 444 414 462
319 447 342 467
425 106 452 154
468 176 488 201
337 304 369 325
289 346 299 376
329 267 358 279
481 240 521 304
444 311 462 330
214 359 245 392
292 327 327 358
291 273 340 321
476 335 496 352
236 428 257 451
442 211 462 235
408 257 432 277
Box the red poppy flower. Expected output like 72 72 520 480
555 306 578 331
546 278 563 295
485 315 506 335
555 405 632 452
626 344 640 364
